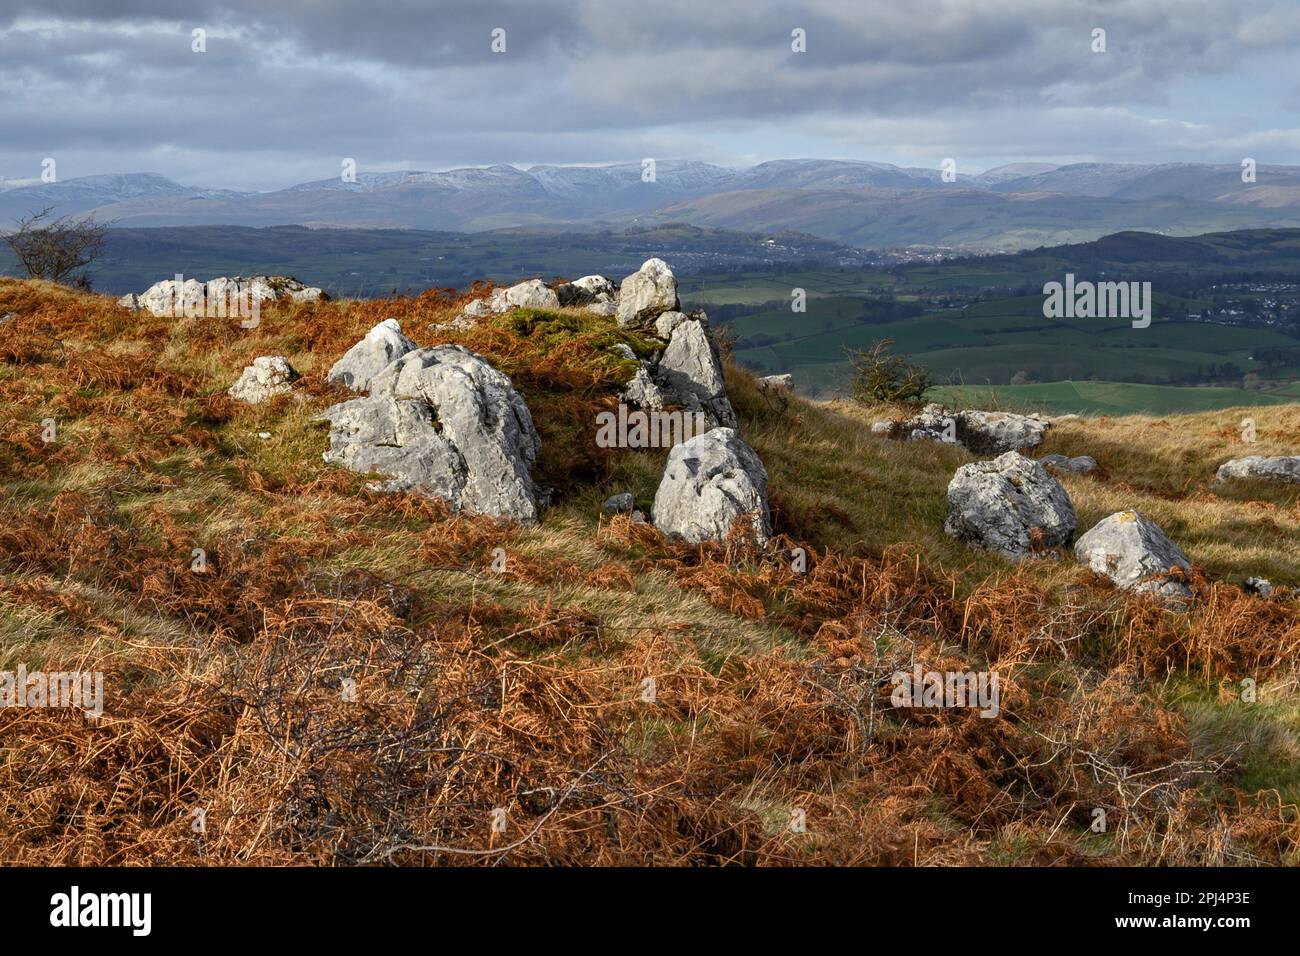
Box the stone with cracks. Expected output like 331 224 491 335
1215 456 1300 484
654 310 688 340
617 258 678 329
620 311 735 430
652 428 771 545
1245 576 1274 597
623 366 667 411
228 356 297 404
601 492 634 514
873 403 1048 454
317 344 541 523
653 314 736 428
459 299 495 319
583 295 617 317
1074 511 1191 594
943 451 1077 560
1039 453 1098 475
558 275 617 315
119 278 203 316
326 318 416 393
504 279 559 310
119 275 324 315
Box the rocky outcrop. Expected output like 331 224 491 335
617 258 678 330
1074 511 1191 598
1215 456 1300 484
652 428 771 544
119 278 202 316
452 277 617 325
1039 453 1098 475
326 318 417 392
758 374 793 393
558 275 618 316
623 366 668 411
601 492 634 514
651 312 736 428
504 278 560 311
943 452 1077 560
119 275 325 315
874 403 1049 454
459 298 496 320
1244 576 1274 597
317 343 541 523
618 310 735 430
227 356 297 404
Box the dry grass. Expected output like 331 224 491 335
0 276 1297 866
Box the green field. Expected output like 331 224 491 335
679 238 1300 412
679 268 897 305
705 289 1297 392
926 380 1298 416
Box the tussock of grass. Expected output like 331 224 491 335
0 277 1297 865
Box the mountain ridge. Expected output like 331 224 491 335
5 160 1300 250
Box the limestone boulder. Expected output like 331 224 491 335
654 313 736 429
120 275 324 316
228 356 297 404
326 318 417 393
616 258 678 329
1074 510 1192 596
317 345 541 523
652 428 771 544
943 452 1077 560
1215 456 1300 484
558 275 618 315
504 279 560 311
875 403 1048 454
1039 454 1098 475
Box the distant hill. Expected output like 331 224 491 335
641 189 1300 250
0 222 865 296
5 159 1300 250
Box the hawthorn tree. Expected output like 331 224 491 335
5 207 109 289
845 338 932 404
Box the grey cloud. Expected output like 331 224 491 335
1 0 1297 189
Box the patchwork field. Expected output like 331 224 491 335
680 234 1300 410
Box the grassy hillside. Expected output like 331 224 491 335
1 277 1298 865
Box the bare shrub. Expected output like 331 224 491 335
845 338 931 404
5 207 109 289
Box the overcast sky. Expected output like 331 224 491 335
2 0 1299 191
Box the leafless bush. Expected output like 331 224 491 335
5 207 109 289
845 338 931 404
